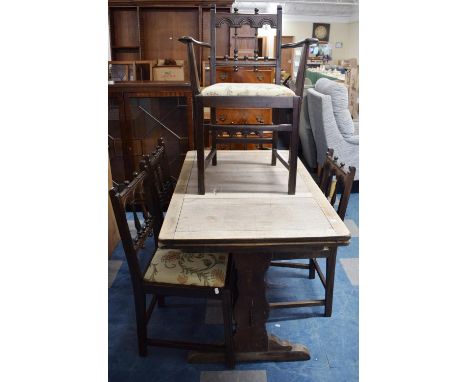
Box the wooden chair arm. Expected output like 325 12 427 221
178 36 210 96
284 38 318 96
281 38 318 49
178 36 211 49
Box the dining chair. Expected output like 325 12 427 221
270 148 356 316
140 137 176 212
179 5 318 195
109 165 235 368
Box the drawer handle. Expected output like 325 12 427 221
256 73 264 81
217 114 227 123
255 115 265 124
219 72 228 81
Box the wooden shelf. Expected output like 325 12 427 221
109 2 233 78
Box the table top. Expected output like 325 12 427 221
159 150 350 249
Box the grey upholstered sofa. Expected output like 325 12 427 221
299 78 359 180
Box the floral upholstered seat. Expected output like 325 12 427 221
200 82 295 97
143 249 228 287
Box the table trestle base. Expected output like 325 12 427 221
187 335 310 363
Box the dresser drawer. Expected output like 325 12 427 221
232 70 273 83
212 131 272 150
216 70 232 83
215 68 274 84
215 108 272 125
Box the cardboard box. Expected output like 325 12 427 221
152 65 184 81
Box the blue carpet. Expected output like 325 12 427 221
109 193 359 382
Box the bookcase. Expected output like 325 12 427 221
108 1 234 80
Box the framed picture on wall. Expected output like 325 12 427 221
312 23 330 42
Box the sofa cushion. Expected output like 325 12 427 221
143 249 228 287
201 83 295 97
315 78 354 138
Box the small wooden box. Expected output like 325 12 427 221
153 65 184 81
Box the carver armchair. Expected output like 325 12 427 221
179 5 317 195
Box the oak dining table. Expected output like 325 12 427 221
158 150 351 363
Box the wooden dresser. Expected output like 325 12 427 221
203 63 275 149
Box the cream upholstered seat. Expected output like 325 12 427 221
200 82 295 97
143 249 228 287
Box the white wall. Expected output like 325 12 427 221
259 17 359 65
347 22 359 64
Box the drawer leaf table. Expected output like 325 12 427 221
158 150 351 363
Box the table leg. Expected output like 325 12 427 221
233 253 270 351
188 253 310 363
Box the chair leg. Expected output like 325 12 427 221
317 163 323 178
195 98 205 194
271 131 278 165
324 249 337 317
308 258 316 279
210 107 217 166
211 129 217 166
288 98 300 195
222 290 235 369
134 292 148 357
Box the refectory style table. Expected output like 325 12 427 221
158 150 351 363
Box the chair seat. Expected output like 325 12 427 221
143 249 228 287
200 82 295 97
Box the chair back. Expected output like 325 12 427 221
139 138 175 212
109 170 163 285
319 148 356 220
210 5 283 85
306 88 339 166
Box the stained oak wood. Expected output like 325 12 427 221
141 8 198 80
180 6 317 195
269 149 356 316
108 82 194 183
109 144 235 367
108 159 120 257
159 150 350 363
109 2 233 76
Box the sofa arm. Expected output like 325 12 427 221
344 135 359 145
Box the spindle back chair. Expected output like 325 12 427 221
179 5 318 195
109 167 235 368
318 148 356 220
270 148 356 316
140 138 176 212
